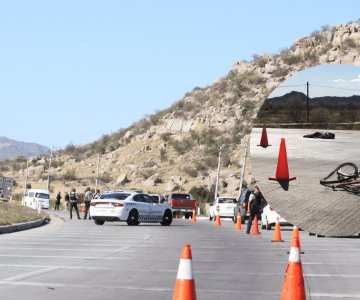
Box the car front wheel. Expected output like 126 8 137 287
161 209 173 226
94 219 105 225
127 209 140 226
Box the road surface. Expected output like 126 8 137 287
0 213 359 299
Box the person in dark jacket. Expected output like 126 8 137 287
69 188 81 219
246 186 267 234
55 192 61 210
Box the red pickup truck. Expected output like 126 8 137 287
166 192 196 219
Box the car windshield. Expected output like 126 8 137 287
171 193 191 200
100 193 130 200
219 198 237 204
35 193 49 199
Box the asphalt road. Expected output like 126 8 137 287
250 128 360 237
0 212 359 300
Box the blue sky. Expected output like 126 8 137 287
1 1 360 148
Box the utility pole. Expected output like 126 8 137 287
214 146 223 200
23 159 29 206
95 154 100 192
238 146 248 199
307 81 310 125
47 147 54 191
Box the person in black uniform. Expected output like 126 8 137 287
55 192 61 210
69 188 81 219
246 186 266 234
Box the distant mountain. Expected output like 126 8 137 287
0 137 50 160
267 91 360 106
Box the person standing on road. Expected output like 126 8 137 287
55 192 61 210
69 188 81 219
246 186 266 234
63 191 70 212
83 187 93 220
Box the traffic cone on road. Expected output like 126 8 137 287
271 218 284 242
192 208 197 223
172 244 197 300
269 138 296 181
280 232 306 300
257 124 271 148
214 206 221 227
288 226 304 254
235 212 242 231
82 203 86 213
251 215 261 235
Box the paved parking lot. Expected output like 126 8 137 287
250 128 360 237
0 213 359 299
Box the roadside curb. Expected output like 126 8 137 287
0 217 50 235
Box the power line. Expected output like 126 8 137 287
310 83 360 93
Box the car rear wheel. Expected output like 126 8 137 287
94 219 105 225
127 209 140 226
161 209 172 226
209 214 213 221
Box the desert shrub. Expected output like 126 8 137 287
252 54 268 68
169 138 194 155
63 168 77 181
98 173 112 184
140 169 156 179
160 132 172 142
271 66 289 78
280 51 303 65
64 143 76 155
343 38 357 49
182 166 197 178
242 100 256 114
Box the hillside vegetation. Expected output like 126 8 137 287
2 21 360 212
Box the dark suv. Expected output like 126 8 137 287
233 189 252 224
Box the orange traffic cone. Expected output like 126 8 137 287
235 212 242 231
269 138 296 181
82 203 86 213
288 226 304 254
271 218 284 242
280 231 306 300
192 208 197 223
214 206 221 227
257 124 271 148
172 244 197 300
251 214 261 235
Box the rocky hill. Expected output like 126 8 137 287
0 137 49 160
3 20 360 210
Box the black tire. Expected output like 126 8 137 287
233 215 237 224
209 215 213 221
184 213 190 219
261 224 266 230
320 162 358 186
94 219 105 225
266 223 272 230
127 209 140 226
161 209 173 226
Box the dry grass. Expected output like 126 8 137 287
0 201 48 226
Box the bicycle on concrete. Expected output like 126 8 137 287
320 162 360 193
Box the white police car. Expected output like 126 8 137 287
90 191 173 226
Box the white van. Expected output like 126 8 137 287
23 189 50 209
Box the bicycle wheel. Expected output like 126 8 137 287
337 162 358 179
320 162 358 186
